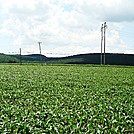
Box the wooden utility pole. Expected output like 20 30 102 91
38 42 42 64
100 22 107 65
103 22 107 65
20 48 22 65
101 24 103 65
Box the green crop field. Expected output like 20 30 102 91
0 64 133 133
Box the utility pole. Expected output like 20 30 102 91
20 48 22 65
101 24 103 65
38 42 42 64
103 22 107 65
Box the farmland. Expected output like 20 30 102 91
0 64 134 133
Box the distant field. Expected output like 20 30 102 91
0 64 133 133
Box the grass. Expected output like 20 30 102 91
0 64 134 133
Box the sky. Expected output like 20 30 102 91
0 0 134 57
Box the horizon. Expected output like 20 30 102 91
0 0 134 57
2 52 134 58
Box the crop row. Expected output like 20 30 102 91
0 65 133 133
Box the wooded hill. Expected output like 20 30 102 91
0 53 134 66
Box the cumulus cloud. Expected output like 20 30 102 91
63 0 134 22
0 0 133 56
0 28 15 37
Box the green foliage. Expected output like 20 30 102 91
0 53 134 65
0 65 133 133
0 54 18 63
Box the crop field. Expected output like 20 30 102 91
0 64 134 133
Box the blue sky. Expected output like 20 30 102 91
0 0 134 57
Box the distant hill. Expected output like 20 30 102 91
11 54 48 63
47 53 134 66
0 53 134 66
0 53 48 63
0 53 19 63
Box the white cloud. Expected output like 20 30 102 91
0 28 15 37
106 29 128 53
0 0 133 56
